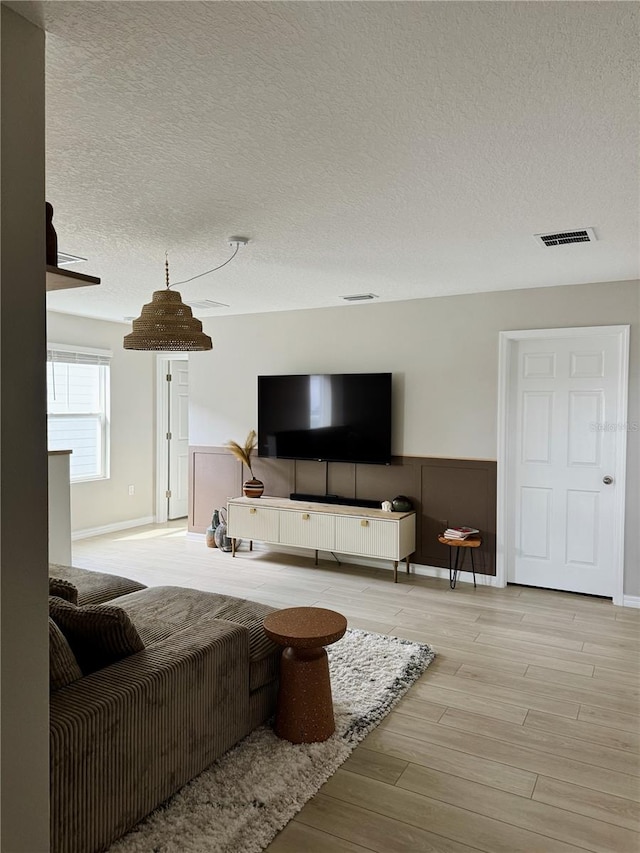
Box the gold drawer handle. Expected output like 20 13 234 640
361 519 369 527
249 507 257 515
302 513 310 520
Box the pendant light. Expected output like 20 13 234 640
123 238 248 352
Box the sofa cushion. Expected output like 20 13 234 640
49 618 83 691
49 577 78 605
49 596 145 675
111 586 280 691
49 563 147 606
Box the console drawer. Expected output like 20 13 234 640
227 504 279 542
335 516 397 559
279 510 335 550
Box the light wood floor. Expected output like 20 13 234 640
73 522 640 853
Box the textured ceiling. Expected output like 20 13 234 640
27 1 640 322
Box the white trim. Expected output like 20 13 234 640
47 353 111 482
187 534 499 586
155 354 189 523
155 358 170 524
47 341 112 359
622 596 640 609
72 516 155 541
496 325 629 606
611 326 630 606
496 331 511 590
186 532 206 542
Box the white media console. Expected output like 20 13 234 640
227 496 416 582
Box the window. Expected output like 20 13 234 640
47 344 111 481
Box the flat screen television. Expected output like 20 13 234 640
258 373 392 465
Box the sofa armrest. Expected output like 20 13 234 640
50 617 250 853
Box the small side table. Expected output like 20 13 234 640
263 606 347 744
437 535 482 589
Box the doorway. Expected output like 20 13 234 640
497 326 629 604
156 355 189 522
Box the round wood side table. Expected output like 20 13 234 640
437 535 482 588
263 606 347 744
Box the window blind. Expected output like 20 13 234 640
47 344 112 366
46 344 111 481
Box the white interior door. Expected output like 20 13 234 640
168 360 189 519
509 329 628 597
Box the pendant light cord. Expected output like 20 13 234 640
168 242 241 290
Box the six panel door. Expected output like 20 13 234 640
511 334 623 596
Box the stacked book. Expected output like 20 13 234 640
443 526 479 540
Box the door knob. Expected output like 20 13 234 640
602 476 614 485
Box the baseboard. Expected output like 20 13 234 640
622 595 640 609
72 516 156 541
189 534 498 586
341 553 498 586
186 531 206 542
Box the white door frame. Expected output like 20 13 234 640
155 353 189 524
496 325 629 606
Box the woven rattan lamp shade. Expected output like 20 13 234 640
123 289 212 351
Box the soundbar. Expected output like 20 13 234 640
290 493 382 509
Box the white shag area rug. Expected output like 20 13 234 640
109 628 435 853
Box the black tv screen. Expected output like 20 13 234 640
258 373 392 465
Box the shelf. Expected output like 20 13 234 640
46 265 100 292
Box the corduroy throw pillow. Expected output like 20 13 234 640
49 617 83 691
49 577 79 605
49 596 144 675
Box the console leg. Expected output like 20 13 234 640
393 560 398 583
249 540 253 552
406 555 410 575
231 538 236 557
315 549 318 566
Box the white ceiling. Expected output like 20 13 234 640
27 1 640 322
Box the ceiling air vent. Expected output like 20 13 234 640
185 299 229 312
534 228 597 248
342 293 378 302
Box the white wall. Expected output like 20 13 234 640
46 311 156 534
189 279 640 596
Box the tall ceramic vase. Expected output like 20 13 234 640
243 478 264 498
205 509 220 548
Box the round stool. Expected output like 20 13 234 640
263 606 347 744
437 535 482 589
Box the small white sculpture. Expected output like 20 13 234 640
381 500 393 512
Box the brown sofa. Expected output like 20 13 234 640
49 564 280 853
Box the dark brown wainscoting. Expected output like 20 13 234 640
189 448 496 576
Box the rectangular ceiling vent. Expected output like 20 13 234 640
185 299 229 311
342 293 378 302
534 228 596 248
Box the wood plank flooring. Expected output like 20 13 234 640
72 522 640 853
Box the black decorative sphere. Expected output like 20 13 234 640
392 495 413 512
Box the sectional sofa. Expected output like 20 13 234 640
48 564 280 853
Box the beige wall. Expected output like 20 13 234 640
1 7 50 850
47 311 156 534
189 279 640 596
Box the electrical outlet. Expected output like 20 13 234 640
128 485 135 496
